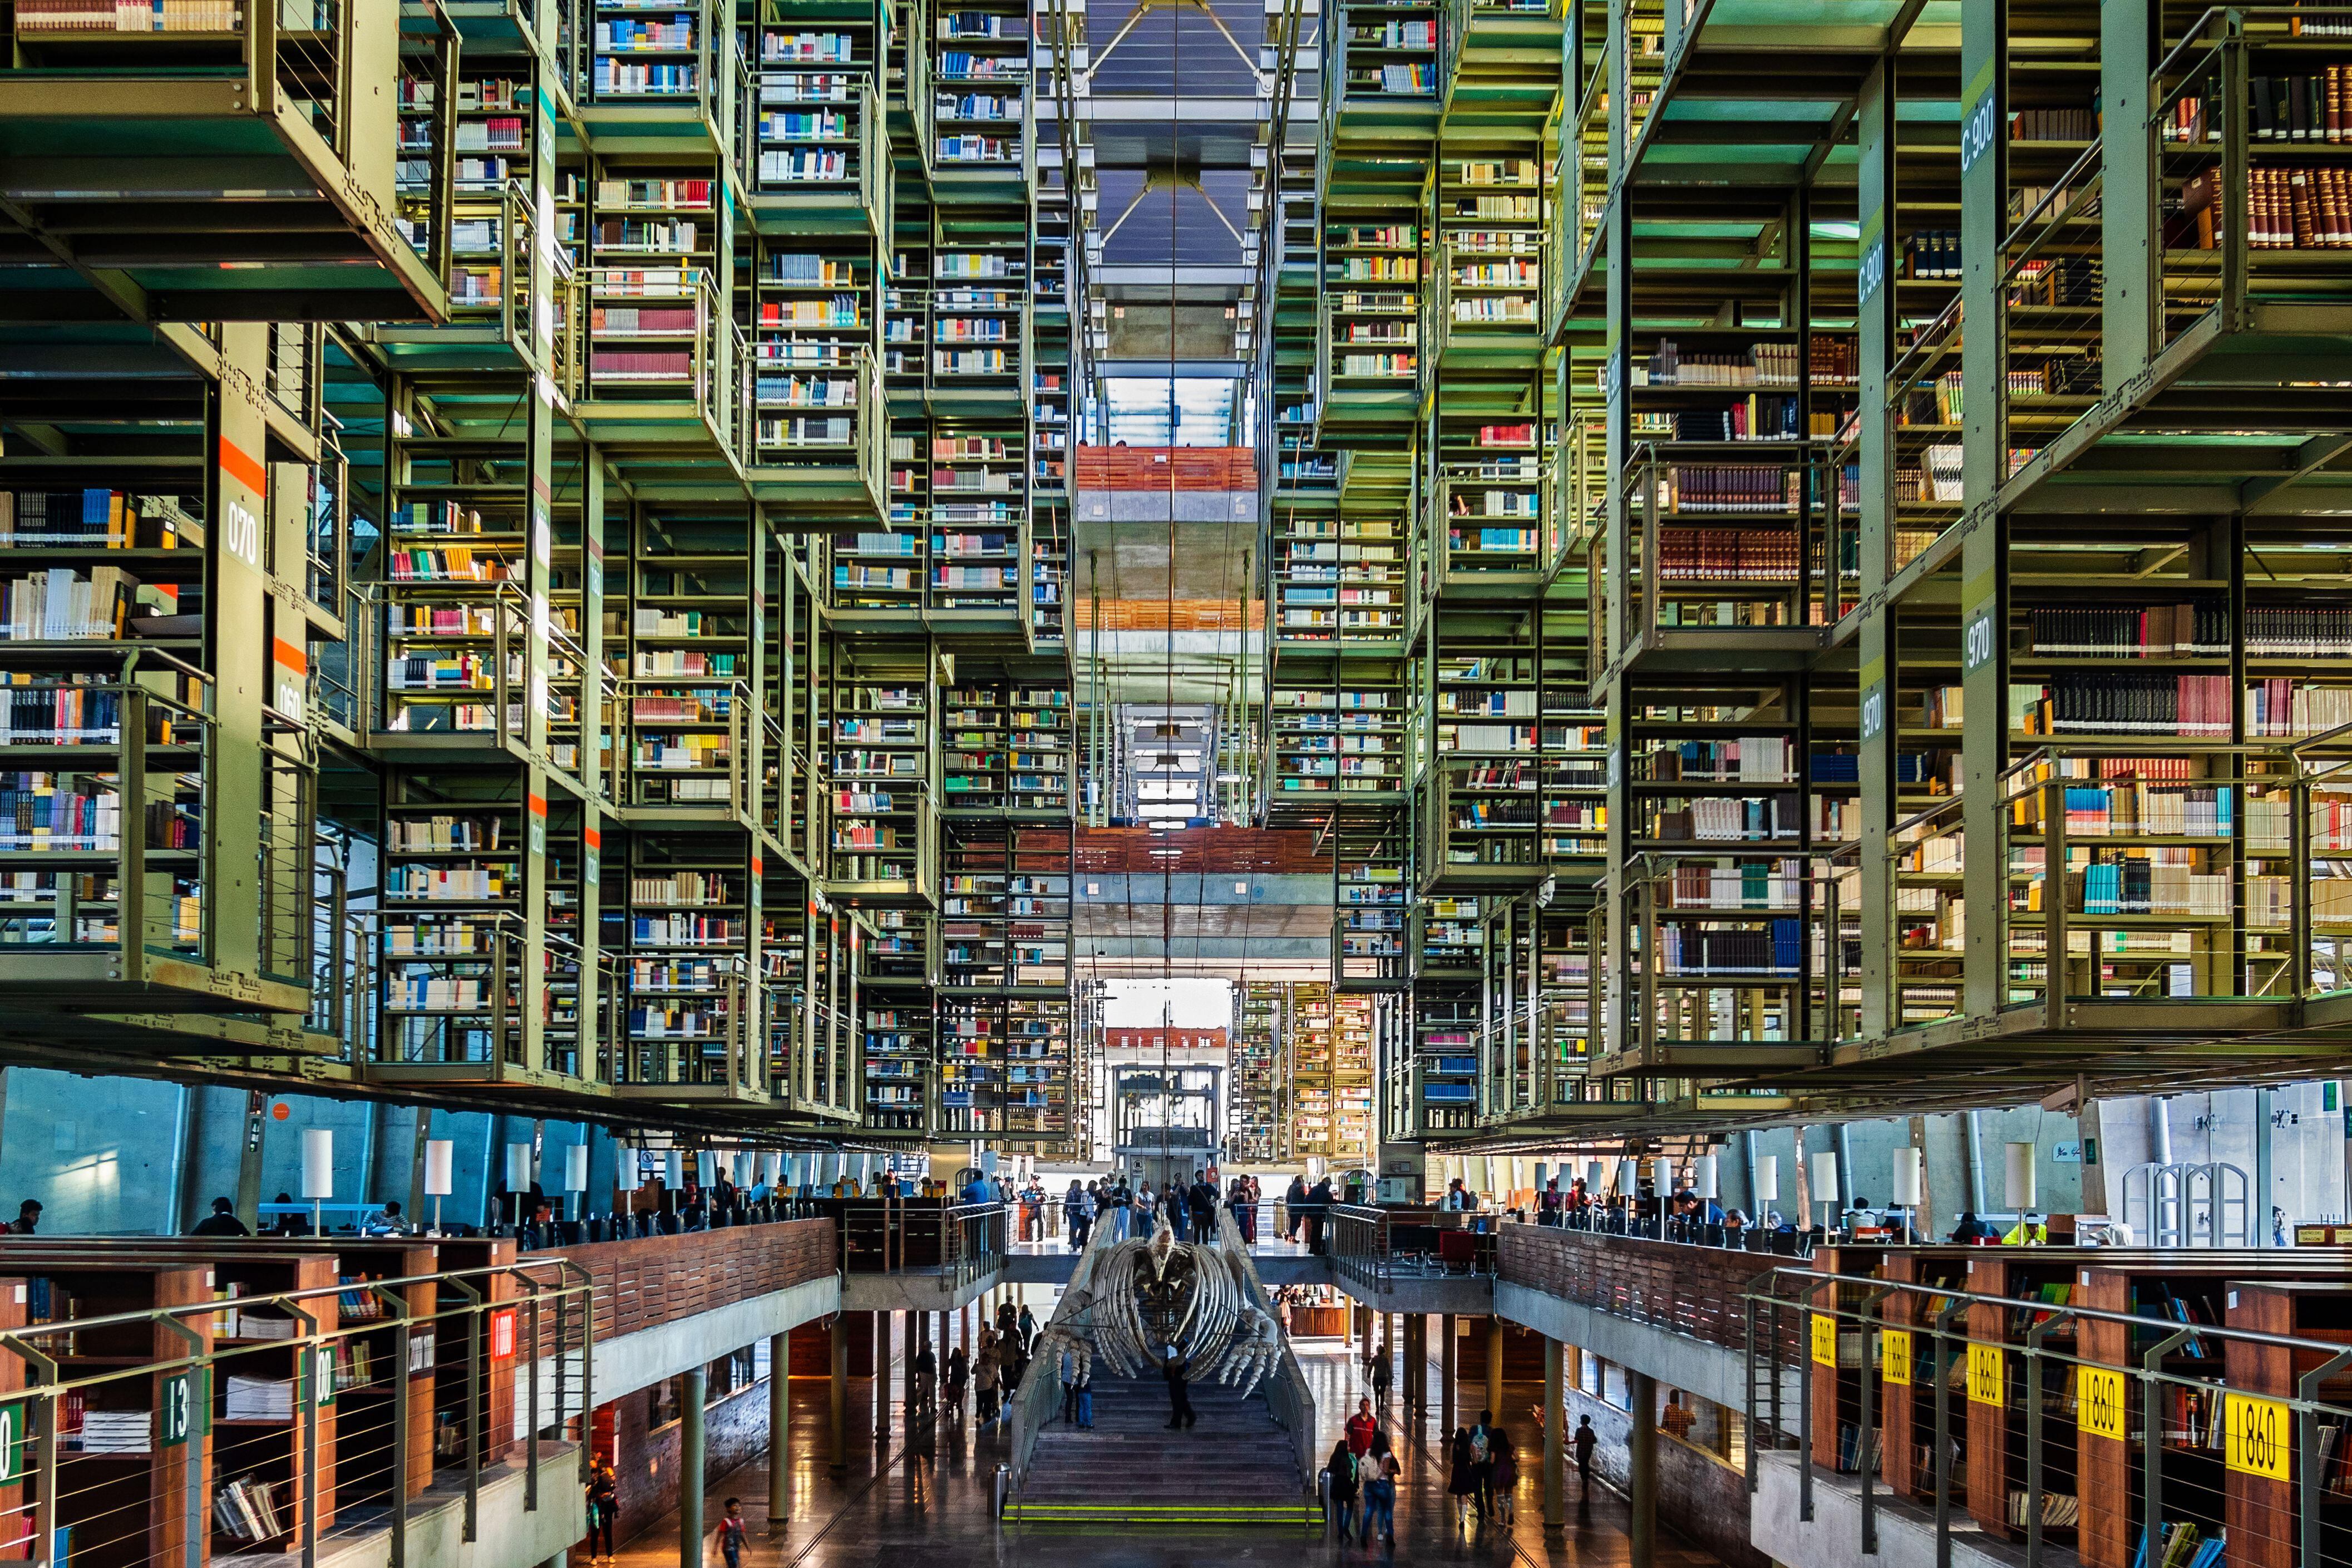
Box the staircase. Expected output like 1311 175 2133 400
1011 1372 1322 1525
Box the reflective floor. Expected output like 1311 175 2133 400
595 1339 1722 1568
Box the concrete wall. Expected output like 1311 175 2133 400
608 1367 775 1543
0 1067 622 1236
1561 1369 1764 1568
2093 1083 2351 1234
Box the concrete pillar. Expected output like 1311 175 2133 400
681 1365 706 1568
1543 1338 1564 1533
1628 1369 1658 1568
828 1317 847 1470
1440 1314 1457 1433
874 1311 891 1439
768 1332 790 1526
1485 1317 1503 1423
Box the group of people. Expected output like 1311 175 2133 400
1055 1169 1270 1250
1444 1409 1520 1531
1283 1173 1342 1253
1324 1398 1401 1546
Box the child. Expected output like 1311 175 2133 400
717 1499 746 1568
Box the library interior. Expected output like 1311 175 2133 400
1 2 2352 1568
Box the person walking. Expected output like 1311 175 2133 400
1161 1347 1196 1429
1136 1180 1158 1231
1325 1439 1359 1537
1490 1425 1519 1525
1073 1367 1093 1428
1017 1303 1038 1354
1066 1179 1089 1248
585 1460 618 1561
1369 1344 1392 1405
1470 1408 1497 1518
1447 1428 1478 1531
1572 1414 1597 1498
1345 1395 1378 1465
1360 1433 1399 1546
717 1499 747 1568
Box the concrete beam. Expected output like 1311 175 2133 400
1495 1280 1799 1417
840 1270 1000 1313
310 1443 583 1568
532 1275 838 1412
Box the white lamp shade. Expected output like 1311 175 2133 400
300 1129 334 1200
2005 1142 2037 1210
664 1150 683 1187
1754 1155 1779 1202
1585 1160 1605 1188
1891 1147 1924 1207
1809 1151 1840 1204
1616 1158 1639 1194
1650 1156 1674 1191
1692 1155 1719 1199
564 1143 589 1194
505 1142 533 1193
424 1139 455 1197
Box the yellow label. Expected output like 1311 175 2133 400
1811 1313 1838 1368
2078 1367 2126 1443
2224 1392 2292 1481
1966 1343 2006 1408
1882 1329 1912 1388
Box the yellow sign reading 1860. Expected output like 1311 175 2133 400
2077 1367 2126 1443
2224 1392 2292 1481
1882 1329 1912 1387
1966 1343 2006 1408
1812 1314 1837 1368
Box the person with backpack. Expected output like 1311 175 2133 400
1360 1432 1399 1545
1470 1408 1497 1518
1324 1438 1359 1536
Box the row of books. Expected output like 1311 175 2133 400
1653 469 1802 516
2037 783 2240 839
2024 602 2229 658
2245 677 2352 736
1648 795 1804 842
1646 737 1799 783
2025 674 2235 736
1667 397 1834 442
0 489 194 548
17 1 238 31
2010 106 2098 141
2133 1525 2223 1568
1655 920 1804 976
1654 526 1804 579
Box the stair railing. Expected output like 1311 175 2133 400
1007 1206 1113 1500
1214 1206 1319 1493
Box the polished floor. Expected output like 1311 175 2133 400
594 1337 1722 1568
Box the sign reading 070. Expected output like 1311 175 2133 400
2224 1392 2292 1481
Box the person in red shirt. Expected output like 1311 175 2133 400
1345 1396 1379 1459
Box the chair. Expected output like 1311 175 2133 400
1438 1229 1478 1275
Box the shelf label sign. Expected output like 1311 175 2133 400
2077 1366 2125 1442
1857 208 1887 309
1959 61 1999 176
1962 578 1998 673
161 1372 202 1447
1966 1343 2005 1408
300 1344 337 1410
1811 1313 1838 1368
0 1401 24 1482
1861 657 1888 742
2224 1392 2291 1481
1882 1328 1912 1387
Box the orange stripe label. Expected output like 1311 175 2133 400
219 437 267 496
271 637 307 675
527 793 548 818
585 827 603 850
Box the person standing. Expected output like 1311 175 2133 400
585 1460 618 1561
1572 1414 1597 1498
1189 1173 1218 1239
717 1500 746 1568
1161 1348 1196 1429
911 1339 937 1422
1072 1367 1093 1428
1369 1344 1392 1405
1470 1408 1497 1518
944 1344 969 1417
1325 1439 1359 1537
1285 1174 1310 1240
975 1330 1002 1424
